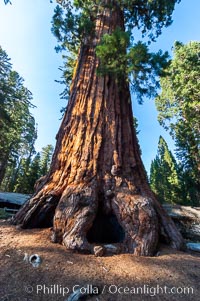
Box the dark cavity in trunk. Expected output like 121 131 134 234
87 202 125 244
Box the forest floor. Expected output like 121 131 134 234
0 219 200 301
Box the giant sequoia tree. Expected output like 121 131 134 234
13 0 184 256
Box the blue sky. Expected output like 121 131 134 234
0 0 199 174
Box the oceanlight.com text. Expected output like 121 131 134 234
23 283 194 297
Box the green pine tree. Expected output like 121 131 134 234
13 145 54 194
40 145 54 176
0 46 37 188
155 41 200 205
150 136 182 204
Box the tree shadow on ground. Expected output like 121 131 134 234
0 221 200 301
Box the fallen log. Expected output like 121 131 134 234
0 192 199 243
163 204 200 242
0 191 30 209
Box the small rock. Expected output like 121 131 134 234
29 254 42 267
94 246 105 257
23 253 29 262
67 261 74 264
16 224 23 230
102 266 109 272
186 243 200 252
105 190 113 197
104 244 118 253
111 165 118 176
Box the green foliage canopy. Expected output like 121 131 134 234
155 41 200 204
12 145 54 194
150 136 182 204
0 46 37 186
52 0 181 102
56 0 181 41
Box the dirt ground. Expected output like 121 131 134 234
0 219 200 301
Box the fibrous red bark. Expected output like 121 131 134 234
12 2 184 256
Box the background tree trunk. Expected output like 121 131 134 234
12 2 184 256
0 152 10 186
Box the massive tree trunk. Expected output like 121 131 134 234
12 2 184 255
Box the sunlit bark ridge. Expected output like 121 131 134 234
13 2 184 256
